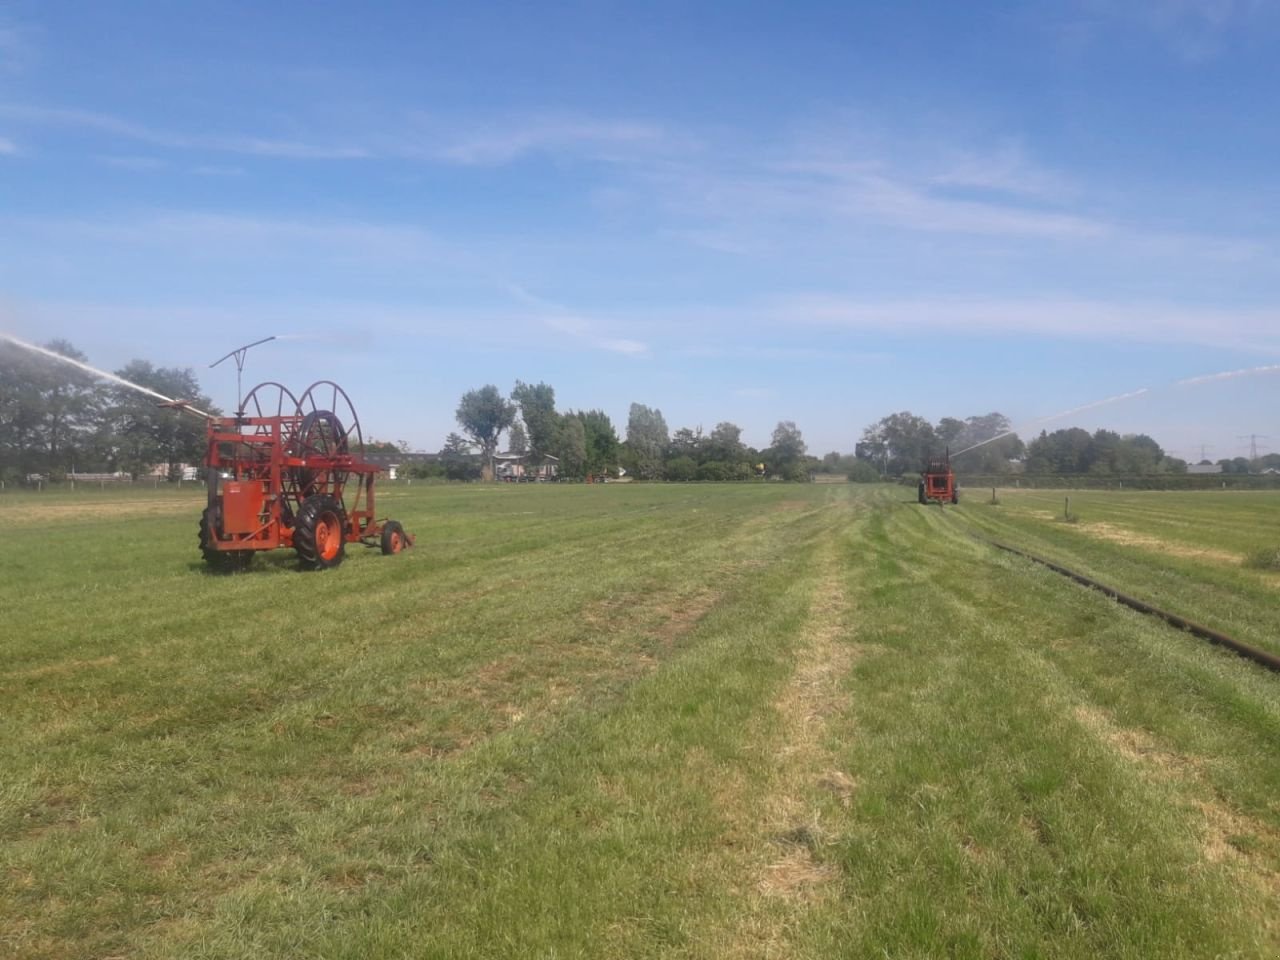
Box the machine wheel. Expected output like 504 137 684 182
381 520 407 555
951 489 960 505
198 506 254 571
917 482 927 505
294 494 347 570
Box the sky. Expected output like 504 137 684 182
1 0 1278 462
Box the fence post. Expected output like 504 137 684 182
1065 496 1070 519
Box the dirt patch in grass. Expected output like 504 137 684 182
1073 705 1205 777
1073 703 1280 907
4 655 118 681
758 845 839 901
2 497 198 526
1077 522 1242 565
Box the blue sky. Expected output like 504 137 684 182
2 0 1278 461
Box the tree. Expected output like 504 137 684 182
1024 427 1093 474
512 381 558 461
669 426 703 462
946 413 1022 475
862 412 936 476
556 415 588 478
507 420 528 455
576 409 619 476
705 422 745 463
935 417 967 447
847 459 880 483
1218 457 1252 475
0 338 103 479
456 385 516 481
666 455 697 481
439 433 480 481
625 402 669 479
768 421 807 464
101 360 215 480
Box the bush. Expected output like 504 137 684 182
847 460 881 483
666 456 697 482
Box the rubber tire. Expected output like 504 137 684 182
951 490 959 504
294 494 347 570
198 505 254 571
917 482 927 505
381 519 407 555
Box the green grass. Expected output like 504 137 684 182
2 483 1277 958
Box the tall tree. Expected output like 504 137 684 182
512 381 559 461
862 412 937 476
705 421 745 463
557 416 588 478
456 385 516 481
575 409 619 476
507 420 528 455
669 426 703 461
102 361 216 479
766 421 807 478
0 338 103 479
625 402 669 480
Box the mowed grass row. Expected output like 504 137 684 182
2 484 1277 958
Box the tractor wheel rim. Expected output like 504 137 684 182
317 515 340 560
390 532 402 553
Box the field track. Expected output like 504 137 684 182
2 483 1277 958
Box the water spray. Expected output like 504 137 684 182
1175 363 1280 387
952 387 1151 459
1 332 213 419
952 360 1280 460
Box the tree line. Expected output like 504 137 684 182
6 339 1252 487
446 382 813 481
0 339 217 482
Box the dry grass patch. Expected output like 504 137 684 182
1078 521 1242 565
0 496 198 526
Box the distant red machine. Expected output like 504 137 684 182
198 380 413 570
918 449 959 505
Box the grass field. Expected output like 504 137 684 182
2 482 1278 958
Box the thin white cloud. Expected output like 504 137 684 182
1 102 668 166
191 164 245 177
1 210 442 266
776 295 1280 353
508 285 650 356
0 104 371 160
432 116 670 165
0 135 16 155
97 154 165 171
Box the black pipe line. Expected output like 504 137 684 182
985 539 1280 674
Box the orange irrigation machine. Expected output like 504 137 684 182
918 449 959 505
198 380 413 570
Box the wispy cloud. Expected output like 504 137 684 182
775 295 1280 354
1065 0 1268 62
0 19 33 75
509 284 650 356
0 136 16 155
97 154 165 171
0 102 671 167
430 116 671 165
1 210 442 267
0 104 372 160
191 164 245 177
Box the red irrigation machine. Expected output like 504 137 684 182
918 449 959 505
197 380 413 570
